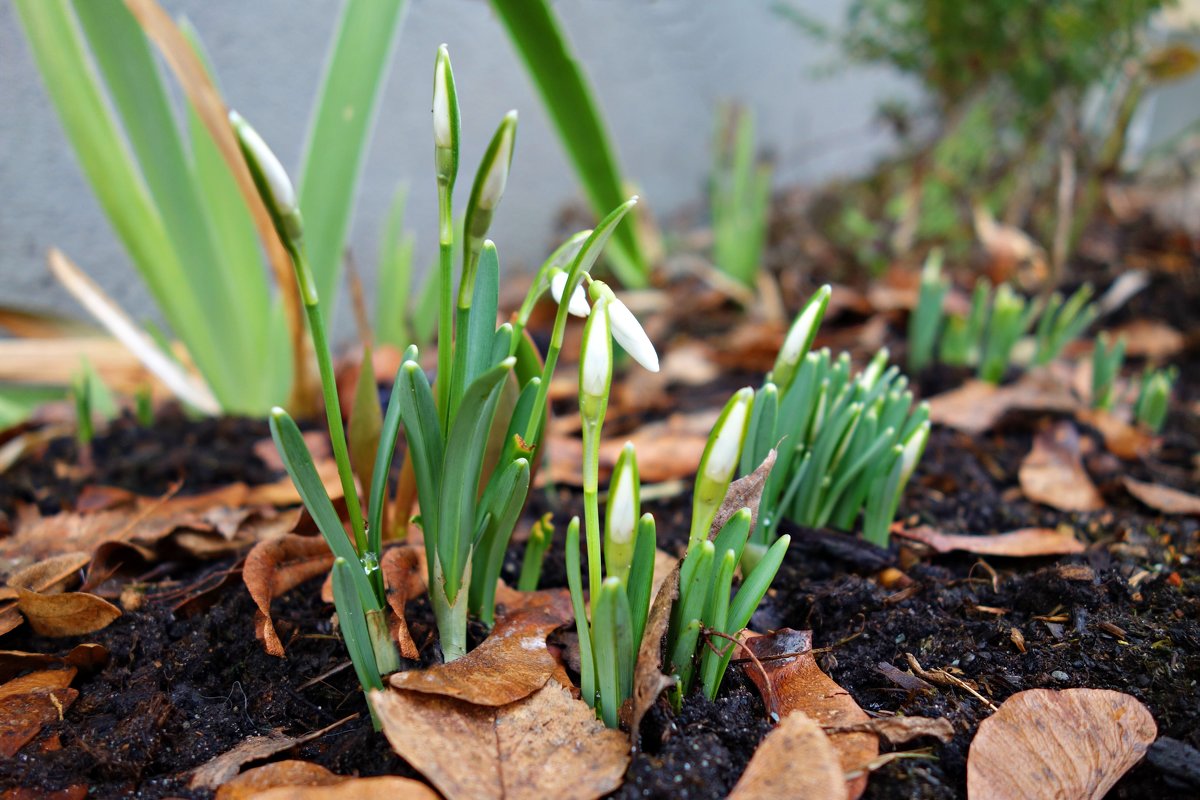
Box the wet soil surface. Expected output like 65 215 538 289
1 219 1199 798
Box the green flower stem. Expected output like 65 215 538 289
582 414 603 614
431 558 469 662
436 182 454 434
288 243 366 556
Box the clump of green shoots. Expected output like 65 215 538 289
666 389 792 702
1134 366 1176 433
924 277 1097 383
711 104 772 291
234 47 649 724
742 287 930 553
1091 332 1127 412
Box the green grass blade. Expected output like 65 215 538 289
469 457 530 624
566 517 596 706
625 513 656 648
488 0 647 286
297 0 408 314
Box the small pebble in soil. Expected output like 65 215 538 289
1051 670 1070 682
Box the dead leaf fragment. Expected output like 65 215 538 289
4 552 91 594
1123 477 1200 516
0 644 108 683
215 761 343 800
928 372 1078 435
215 759 440 800
894 526 1085 557
191 732 305 789
1075 409 1156 460
245 534 335 657
729 710 847 800
1109 318 1184 360
967 688 1156 800
744 630 877 800
16 589 121 637
380 545 426 660
1018 423 1104 512
388 591 572 705
824 715 954 745
0 668 79 758
627 562 679 744
374 682 629 800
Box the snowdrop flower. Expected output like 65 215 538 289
607 446 638 545
432 45 454 150
897 420 930 484
773 284 830 391
607 293 660 373
478 111 517 211
704 388 751 484
580 297 612 399
229 110 300 239
550 270 591 318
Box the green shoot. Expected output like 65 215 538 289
71 368 93 450
1033 284 1097 365
907 249 948 373
518 514 554 592
978 283 1041 383
1134 366 1176 433
134 385 155 427
1091 333 1126 412
711 104 772 290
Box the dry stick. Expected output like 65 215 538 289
702 629 778 721
904 652 997 712
298 661 355 691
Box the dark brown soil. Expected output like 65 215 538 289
1 214 1198 798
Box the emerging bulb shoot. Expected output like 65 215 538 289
478 111 517 211
704 388 752 484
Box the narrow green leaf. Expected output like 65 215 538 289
298 0 408 314
566 517 595 707
331 558 384 731
593 577 624 728
469 458 530 624
625 513 656 648
394 360 444 573
488 0 646 286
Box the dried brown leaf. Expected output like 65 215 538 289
0 645 107 683
215 760 342 800
728 710 847 800
1075 409 1156 460
744 630 877 800
1109 319 1184 360
4 553 91 594
1123 477 1200 516
0 687 78 758
388 593 572 706
373 681 629 800
894 526 1085 557
249 776 440 800
928 372 1078 435
967 688 1156 800
16 589 121 637
380 545 426 660
824 715 955 745
627 562 679 745
710 450 775 541
191 732 304 789
1018 423 1104 512
245 535 335 657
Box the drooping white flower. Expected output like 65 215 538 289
433 45 454 149
607 295 659 373
550 270 591 318
478 111 517 210
229 110 297 217
607 448 637 545
704 388 751 483
581 298 611 398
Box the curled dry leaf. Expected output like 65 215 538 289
1108 318 1185 360
894 525 1085 557
215 760 343 800
626 564 679 744
1122 476 1200 516
744 629 877 800
824 715 954 745
1018 422 1104 512
245 534 335 657
373 681 629 800
0 667 79 757
16 589 120 638
928 372 1078 435
190 716 354 790
967 688 1157 800
249 776 440 800
380 545 426 660
728 710 847 800
389 591 573 706
4 552 91 594
0 643 108 683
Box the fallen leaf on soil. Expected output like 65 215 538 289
894 525 1085 557
215 760 342 800
627 564 679 745
1122 477 1200 516
728 710 847 800
388 591 573 705
0 668 78 757
1108 318 1185 359
245 535 336 657
928 371 1079 434
373 681 629 800
248 776 440 800
190 716 355 790
824 715 954 745
380 545 426 660
1018 423 1104 512
744 629 877 800
0 784 88 800
967 688 1157 800
1075 409 1156 460
3 552 91 595
712 449 776 540
0 644 108 683
16 589 121 637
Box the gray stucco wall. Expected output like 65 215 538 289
0 0 914 339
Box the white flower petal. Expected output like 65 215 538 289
478 112 517 210
581 300 611 397
433 50 453 149
608 457 637 544
550 271 590 318
704 392 749 483
608 297 659 373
